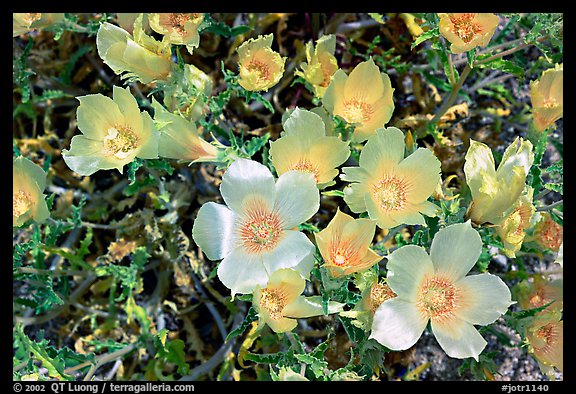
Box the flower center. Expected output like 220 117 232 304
537 216 563 251
288 160 320 183
449 14 482 44
13 190 33 218
103 126 139 159
341 99 373 124
333 252 347 266
246 59 271 84
536 324 555 347
542 97 559 109
417 276 457 320
368 283 397 313
372 176 408 211
167 13 202 35
239 205 282 254
260 288 287 320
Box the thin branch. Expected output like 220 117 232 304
536 200 563 212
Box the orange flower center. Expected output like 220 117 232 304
535 324 557 348
341 98 374 124
536 216 563 252
167 13 202 35
372 176 408 211
288 160 320 183
260 288 287 320
368 282 397 313
541 97 559 109
13 190 33 218
246 59 272 84
239 205 282 254
103 126 139 159
417 276 457 321
449 14 482 44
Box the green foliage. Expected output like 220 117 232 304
13 37 35 103
153 329 190 375
199 13 252 38
225 306 258 342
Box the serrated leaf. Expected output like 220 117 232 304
543 183 562 194
476 56 524 78
225 306 258 342
411 27 439 49
199 13 252 38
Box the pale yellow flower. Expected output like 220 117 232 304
315 209 381 278
438 13 499 54
464 137 534 226
370 222 513 361
528 212 563 252
270 107 350 189
148 13 203 55
525 310 563 377
399 13 424 38
341 127 441 229
295 34 339 98
162 64 213 121
13 156 50 227
237 34 286 92
62 86 159 176
253 268 344 333
277 367 308 381
531 64 563 132
322 58 395 142
515 275 563 314
116 13 147 34
151 98 218 164
192 159 320 295
495 186 535 258
13 13 64 37
96 13 173 84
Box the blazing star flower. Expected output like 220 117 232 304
438 13 499 54
370 221 513 360
97 13 173 84
13 13 64 36
62 85 159 176
529 212 563 252
295 34 339 98
341 127 441 229
315 209 381 278
237 34 286 92
151 98 218 164
530 64 563 132
148 13 203 55
162 64 213 121
515 275 563 314
464 137 534 226
13 156 50 227
525 310 563 378
192 158 320 295
253 268 344 333
495 187 535 258
322 58 395 142
269 107 350 189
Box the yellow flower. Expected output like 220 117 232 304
96 13 173 84
295 34 339 98
514 275 563 314
315 209 381 278
341 127 441 229
370 222 513 360
399 13 424 38
148 13 203 55
162 64 213 121
322 57 395 142
253 268 344 333
62 85 159 176
525 310 563 377
237 34 286 92
529 212 563 252
277 367 308 381
192 159 320 295
495 187 535 258
13 156 50 227
116 13 147 34
151 98 218 163
438 13 499 54
13 13 64 36
269 107 350 189
464 137 534 226
530 64 563 132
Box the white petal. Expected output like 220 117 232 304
359 127 405 174
192 202 237 261
429 221 482 282
283 107 326 138
431 318 487 361
370 298 428 351
274 170 319 229
217 247 268 295
386 245 434 301
220 158 276 215
454 273 513 325
261 230 315 275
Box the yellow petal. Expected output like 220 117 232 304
344 58 384 103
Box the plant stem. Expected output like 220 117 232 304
536 200 563 212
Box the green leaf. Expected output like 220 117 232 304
68 194 87 228
243 134 270 157
294 353 328 379
199 13 252 38
242 352 283 364
145 158 174 176
153 329 190 375
321 190 345 198
476 56 525 78
368 13 385 24
225 306 258 342
127 159 144 185
543 183 562 194
411 27 439 49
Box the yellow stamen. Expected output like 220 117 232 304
341 98 373 124
368 282 396 313
246 59 272 84
417 276 458 321
13 190 33 218
260 288 287 320
372 176 408 212
103 125 139 159
449 14 482 44
288 160 320 183
239 203 282 254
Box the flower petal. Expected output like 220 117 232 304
283 107 326 138
220 158 276 215
322 69 347 114
135 111 159 159
217 247 268 295
431 318 487 361
359 127 405 174
386 245 434 301
370 298 428 351
283 296 344 318
344 58 384 102
62 136 127 176
396 148 441 202
274 170 319 229
454 273 513 325
192 202 237 261
76 94 124 140
112 85 143 132
343 183 369 214
429 221 482 282
261 230 315 275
